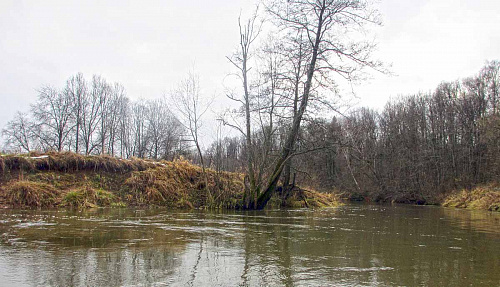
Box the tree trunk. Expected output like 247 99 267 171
255 6 324 210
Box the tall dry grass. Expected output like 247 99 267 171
443 183 500 211
125 159 245 208
0 152 156 175
0 152 338 210
6 181 60 208
62 186 115 208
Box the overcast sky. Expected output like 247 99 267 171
1 0 499 146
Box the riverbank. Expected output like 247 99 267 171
0 152 338 209
339 185 500 212
2 152 497 211
442 184 500 212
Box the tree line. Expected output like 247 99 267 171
3 73 185 160
12 0 492 207
204 61 500 203
2 0 389 209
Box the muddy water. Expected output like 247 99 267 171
0 204 498 286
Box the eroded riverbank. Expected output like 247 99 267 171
0 152 338 209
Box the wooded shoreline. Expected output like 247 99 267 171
0 152 497 211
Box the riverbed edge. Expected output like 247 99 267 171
0 152 340 210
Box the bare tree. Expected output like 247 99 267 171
253 0 383 208
106 83 127 156
32 86 74 152
80 76 104 154
131 101 149 158
2 112 35 153
145 99 183 160
65 73 87 153
96 78 112 155
171 73 213 200
225 8 268 208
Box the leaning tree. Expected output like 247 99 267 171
229 0 385 209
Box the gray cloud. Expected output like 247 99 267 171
1 0 499 148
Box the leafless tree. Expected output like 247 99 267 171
2 112 35 153
65 73 87 153
225 9 263 207
145 99 183 160
171 73 213 200
130 101 148 158
32 86 74 152
105 83 127 156
254 0 383 208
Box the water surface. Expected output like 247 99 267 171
0 204 499 286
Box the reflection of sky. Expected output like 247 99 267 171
0 206 498 286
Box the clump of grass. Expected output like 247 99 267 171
125 168 186 206
6 181 60 208
267 187 340 209
123 159 245 208
443 184 500 211
62 186 116 208
111 201 127 208
1 155 36 173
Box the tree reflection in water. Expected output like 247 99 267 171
0 206 498 286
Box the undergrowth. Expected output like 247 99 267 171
0 152 339 210
6 181 60 208
442 184 500 211
267 187 340 209
62 186 116 208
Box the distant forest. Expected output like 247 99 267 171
3 61 499 203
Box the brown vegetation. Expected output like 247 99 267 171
0 152 155 174
6 181 61 208
62 186 116 208
0 152 337 210
124 160 245 209
443 184 500 211
267 187 340 209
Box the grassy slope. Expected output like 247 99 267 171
0 152 338 209
442 183 500 212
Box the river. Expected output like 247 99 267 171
0 204 498 286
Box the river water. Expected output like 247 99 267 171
0 204 498 286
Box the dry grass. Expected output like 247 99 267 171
267 187 341 209
0 153 246 209
0 156 6 174
125 159 245 208
0 152 339 210
0 152 156 176
62 186 116 208
442 183 500 211
6 181 61 208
